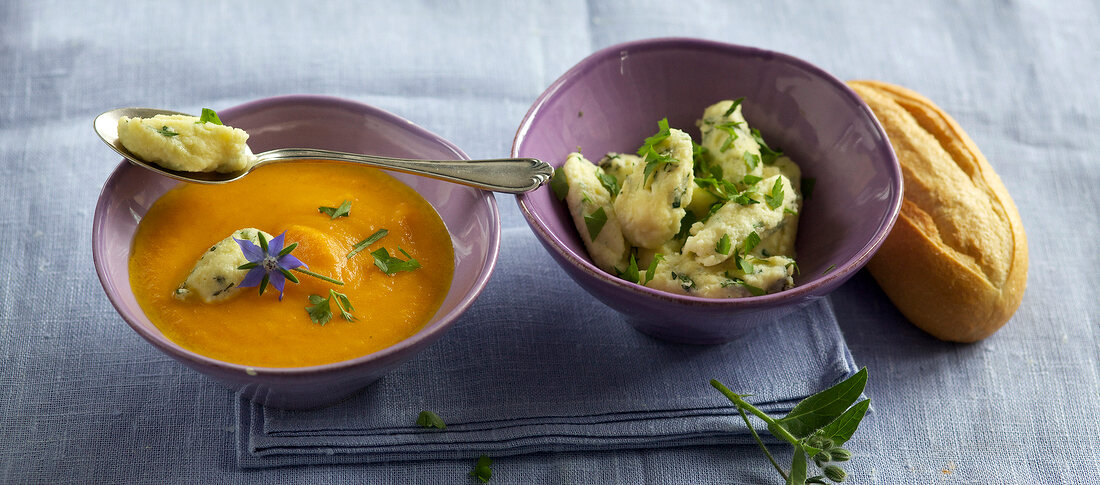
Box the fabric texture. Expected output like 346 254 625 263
236 219 857 467
1 0 1098 483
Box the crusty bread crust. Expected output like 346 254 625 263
848 80 1028 342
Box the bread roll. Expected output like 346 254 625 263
847 80 1028 342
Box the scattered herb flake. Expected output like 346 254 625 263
743 231 761 253
743 152 760 172
347 228 389 259
735 250 754 274
824 264 837 275
742 174 763 186
765 177 785 210
722 277 766 296
596 169 619 197
305 289 355 325
751 127 783 165
319 200 352 219
550 166 569 201
197 108 224 125
371 247 422 275
619 253 640 284
584 207 608 241
723 97 745 117
643 254 664 285
716 233 732 255
416 410 446 430
716 121 742 153
156 125 179 137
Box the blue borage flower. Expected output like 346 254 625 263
235 231 305 300
235 231 344 300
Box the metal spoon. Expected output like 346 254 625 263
94 107 553 193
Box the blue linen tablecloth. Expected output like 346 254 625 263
2 1 1099 483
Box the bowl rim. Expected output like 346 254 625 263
92 94 501 377
513 37 901 308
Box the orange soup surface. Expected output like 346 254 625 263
130 162 454 367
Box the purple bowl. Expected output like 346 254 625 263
514 38 901 344
93 95 500 409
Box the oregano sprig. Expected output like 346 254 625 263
710 368 869 485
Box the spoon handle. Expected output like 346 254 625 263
256 148 553 194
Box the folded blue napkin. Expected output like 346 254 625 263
236 220 857 468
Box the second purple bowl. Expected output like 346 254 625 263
514 38 901 344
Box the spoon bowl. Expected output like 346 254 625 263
94 107 553 193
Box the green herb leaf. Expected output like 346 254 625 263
742 174 763 186
702 201 726 223
619 253 640 284
743 231 761 253
550 166 570 201
371 247 422 275
824 264 836 275
732 190 760 206
318 200 352 219
723 97 745 117
675 211 697 241
721 275 767 296
347 228 389 259
672 272 696 291
637 118 677 185
751 127 783 165
716 233 731 255
778 368 868 438
765 177 785 210
801 177 816 200
743 152 760 172
197 108 223 125
786 449 807 485
636 118 671 157
786 260 801 275
470 455 493 483
156 125 179 137
416 410 446 430
716 121 742 153
815 398 870 446
596 169 619 197
306 294 333 325
643 254 664 285
735 250 754 274
584 207 608 241
305 289 356 325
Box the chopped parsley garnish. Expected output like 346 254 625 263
751 127 783 165
305 289 355 325
644 254 664 285
416 410 446 430
735 249 754 274
824 264 837 275
715 121 742 153
672 272 696 291
196 108 223 125
584 207 608 240
318 200 352 219
765 177 785 210
550 166 569 201
786 260 801 275
742 174 763 186
618 253 641 284
743 152 760 172
371 247 421 275
743 231 761 253
722 277 767 296
801 177 816 200
716 233 732 255
347 228 389 259
701 201 726 223
470 455 493 483
732 190 760 206
156 125 179 137
694 176 738 201
637 118 678 185
675 211 697 240
596 169 619 197
723 97 745 117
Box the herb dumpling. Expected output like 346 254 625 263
117 114 256 173
613 127 695 249
174 228 271 303
698 100 764 182
560 153 630 272
683 174 800 266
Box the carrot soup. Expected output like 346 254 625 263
129 161 454 367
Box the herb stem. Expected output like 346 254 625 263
291 267 345 285
709 379 801 445
738 405 787 481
